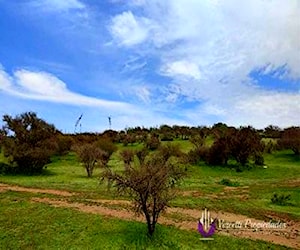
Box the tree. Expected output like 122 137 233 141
145 133 161 150
207 136 231 165
230 127 263 166
120 149 135 169
278 127 300 155
94 138 117 166
75 143 107 177
2 112 57 174
263 125 282 138
102 152 185 236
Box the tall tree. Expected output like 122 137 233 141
2 112 57 174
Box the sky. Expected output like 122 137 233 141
0 0 299 132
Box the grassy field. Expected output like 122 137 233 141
0 141 299 249
1 144 299 220
0 191 290 250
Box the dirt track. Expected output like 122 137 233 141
0 183 299 249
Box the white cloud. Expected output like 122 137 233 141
227 93 300 128
0 67 135 111
108 0 300 127
109 11 153 46
134 86 151 103
161 61 201 80
0 66 190 130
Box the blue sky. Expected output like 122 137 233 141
0 0 299 132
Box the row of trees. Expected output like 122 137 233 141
0 112 299 175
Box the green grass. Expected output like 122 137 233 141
0 191 290 250
0 145 299 220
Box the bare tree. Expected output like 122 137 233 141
119 149 135 169
76 143 106 177
102 152 185 236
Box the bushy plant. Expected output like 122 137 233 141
75 143 106 177
185 147 208 164
271 193 291 206
278 127 300 155
145 134 161 150
219 178 239 187
1 112 57 174
102 152 185 236
120 149 135 169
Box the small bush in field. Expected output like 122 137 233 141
120 149 135 169
75 143 107 177
271 193 291 206
185 147 208 164
219 178 240 187
254 154 264 166
145 134 161 150
136 147 149 165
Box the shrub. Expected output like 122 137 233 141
254 154 264 166
219 178 240 187
186 147 208 164
158 143 182 161
278 127 300 155
75 143 106 177
136 147 149 165
120 149 135 169
102 152 185 236
1 112 57 174
55 134 74 156
145 134 161 150
271 193 291 206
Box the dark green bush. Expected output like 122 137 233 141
219 178 240 187
271 193 291 206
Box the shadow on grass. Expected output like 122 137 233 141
0 163 57 177
272 151 300 162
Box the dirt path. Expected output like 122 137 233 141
0 183 299 249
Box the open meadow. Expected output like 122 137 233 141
0 139 299 249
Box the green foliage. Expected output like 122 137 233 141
75 143 107 177
185 147 208 164
1 112 57 174
119 149 135 168
271 193 291 206
278 127 300 155
254 154 264 166
145 134 161 150
54 134 74 156
94 138 117 158
136 147 149 165
219 178 240 187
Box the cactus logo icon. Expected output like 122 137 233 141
198 208 217 240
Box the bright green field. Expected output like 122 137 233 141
0 141 299 249
0 191 290 250
0 144 299 220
